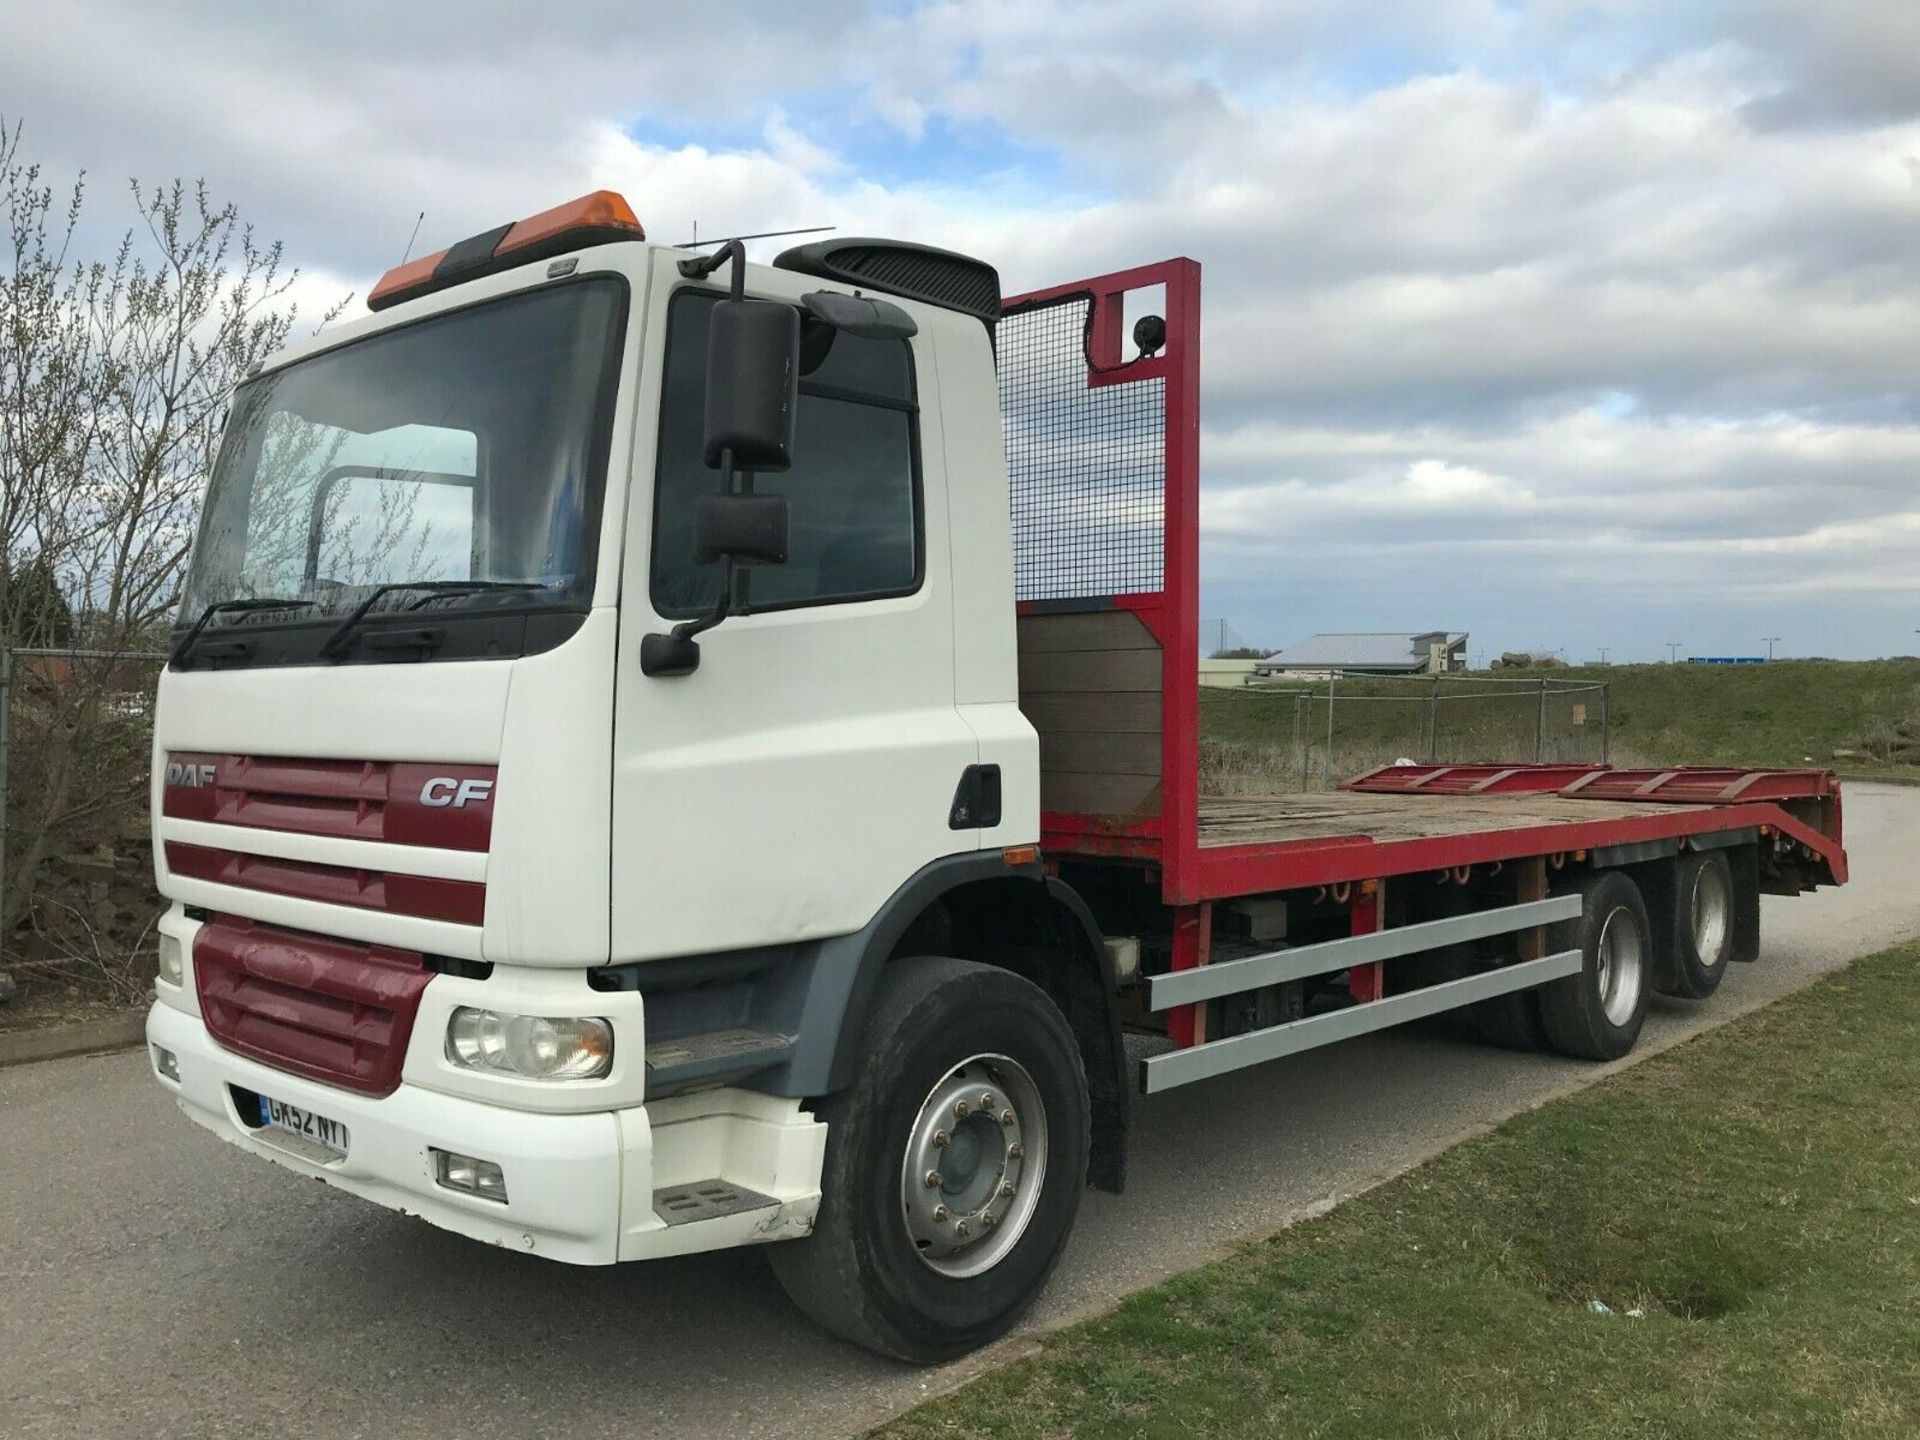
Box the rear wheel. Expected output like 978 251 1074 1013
768 956 1090 1362
1473 987 1548 1051
1661 850 1734 999
1538 869 1651 1060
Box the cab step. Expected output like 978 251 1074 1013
653 1180 779 1226
645 1027 792 1094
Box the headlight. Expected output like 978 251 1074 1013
157 933 184 986
445 1008 613 1081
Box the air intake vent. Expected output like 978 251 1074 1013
773 238 1000 326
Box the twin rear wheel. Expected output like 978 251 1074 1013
1479 850 1740 1060
768 956 1090 1362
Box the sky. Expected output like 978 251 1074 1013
5 0 1918 662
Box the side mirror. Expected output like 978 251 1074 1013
704 299 799 472
694 493 788 567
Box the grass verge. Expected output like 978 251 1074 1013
879 941 1920 1439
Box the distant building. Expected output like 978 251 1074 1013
1199 658 1260 688
1255 631 1468 678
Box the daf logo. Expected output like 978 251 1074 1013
419 777 495 809
166 761 217 788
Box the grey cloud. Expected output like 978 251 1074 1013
6 0 1919 658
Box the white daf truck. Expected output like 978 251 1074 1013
146 191 1848 1361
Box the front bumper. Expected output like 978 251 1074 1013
146 1002 826 1264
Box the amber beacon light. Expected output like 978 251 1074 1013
368 191 646 311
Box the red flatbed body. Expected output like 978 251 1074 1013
1001 261 1847 913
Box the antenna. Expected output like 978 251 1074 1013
400 211 425 265
672 224 836 249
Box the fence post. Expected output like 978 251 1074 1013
1323 672 1337 789
1428 675 1440 761
1293 693 1306 792
0 646 11 925
1600 682 1610 765
1535 677 1547 763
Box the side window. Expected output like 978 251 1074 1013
651 289 921 615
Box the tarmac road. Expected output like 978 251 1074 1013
4 783 1915 1440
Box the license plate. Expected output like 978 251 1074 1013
258 1095 350 1159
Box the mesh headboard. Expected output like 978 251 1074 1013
999 297 1166 602
997 259 1202 888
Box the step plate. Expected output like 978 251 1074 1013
653 1179 779 1227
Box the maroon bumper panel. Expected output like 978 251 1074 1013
194 916 434 1096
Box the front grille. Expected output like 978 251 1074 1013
165 841 486 925
163 753 497 851
194 916 434 1096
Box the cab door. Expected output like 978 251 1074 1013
609 251 980 962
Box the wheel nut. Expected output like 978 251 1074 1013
1000 1181 1016 1198
924 1170 942 1188
955 1222 970 1238
1008 1142 1024 1160
980 1092 996 1109
932 1205 950 1222
1000 1109 1017 1127
954 1100 972 1119
932 1128 950 1148
980 1212 997 1229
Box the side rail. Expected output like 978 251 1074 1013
1139 893 1583 1094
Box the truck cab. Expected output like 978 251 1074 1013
148 193 1111 1360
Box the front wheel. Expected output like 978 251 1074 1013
768 956 1091 1361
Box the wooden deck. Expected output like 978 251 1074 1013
1197 791 1699 849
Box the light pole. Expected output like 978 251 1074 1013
1763 636 1781 661
1667 642 1682 664
1597 646 1610 665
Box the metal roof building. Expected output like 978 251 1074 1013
1255 631 1468 676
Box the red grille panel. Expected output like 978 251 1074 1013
165 841 486 926
163 753 496 851
194 916 434 1096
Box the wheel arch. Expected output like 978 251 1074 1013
808 859 1131 1193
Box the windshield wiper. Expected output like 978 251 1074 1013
171 597 319 667
318 581 547 661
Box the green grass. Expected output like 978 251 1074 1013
879 942 1920 1439
1200 660 1920 789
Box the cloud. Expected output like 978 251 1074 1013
4 0 1917 658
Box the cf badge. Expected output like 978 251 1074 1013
420 777 495 809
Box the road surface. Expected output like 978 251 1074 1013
5 784 1916 1440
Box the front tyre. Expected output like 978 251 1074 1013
769 956 1091 1362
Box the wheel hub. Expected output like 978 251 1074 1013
901 1054 1047 1277
1596 906 1645 1027
1691 861 1731 967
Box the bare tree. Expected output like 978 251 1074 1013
0 118 343 964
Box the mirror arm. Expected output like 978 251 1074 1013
642 443 744 678
677 238 749 301
645 244 793 679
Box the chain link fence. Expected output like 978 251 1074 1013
0 645 169 1007
1201 672 1610 796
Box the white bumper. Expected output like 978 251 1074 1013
146 1001 826 1265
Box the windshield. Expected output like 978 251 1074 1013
178 277 626 664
